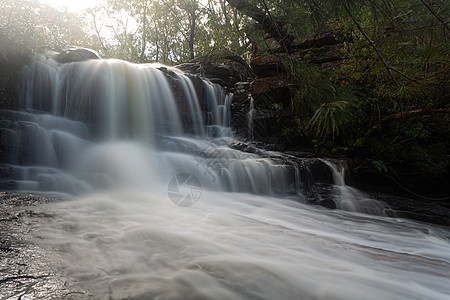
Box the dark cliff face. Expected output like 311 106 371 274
0 51 26 111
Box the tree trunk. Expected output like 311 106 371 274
163 35 167 64
153 19 159 62
372 107 450 126
140 3 148 61
189 13 196 60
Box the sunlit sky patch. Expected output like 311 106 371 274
39 0 107 12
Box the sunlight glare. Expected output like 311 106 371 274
39 0 107 12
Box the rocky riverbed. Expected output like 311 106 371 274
0 192 90 299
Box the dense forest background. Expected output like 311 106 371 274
1 0 449 197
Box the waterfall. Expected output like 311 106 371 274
319 159 393 216
1 55 449 300
1 55 397 211
1 55 297 195
247 94 255 140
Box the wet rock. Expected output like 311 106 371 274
230 82 252 139
250 76 293 130
251 75 291 97
0 180 17 190
250 141 285 152
229 81 284 142
228 142 263 155
177 51 255 89
0 238 11 250
177 62 236 88
54 48 101 64
305 183 336 209
229 76 290 142
0 192 87 298
250 54 285 77
284 151 317 158
370 193 450 226
305 159 334 185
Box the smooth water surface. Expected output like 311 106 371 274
36 189 450 300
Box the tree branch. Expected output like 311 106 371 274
372 107 450 126
225 0 294 52
344 4 397 84
419 0 450 31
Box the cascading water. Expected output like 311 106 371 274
3 55 297 195
0 55 449 299
247 95 255 140
319 159 393 216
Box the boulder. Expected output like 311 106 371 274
54 48 101 64
177 51 254 89
251 75 292 106
251 75 291 95
228 142 262 155
250 54 285 77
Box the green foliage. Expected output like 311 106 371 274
284 58 336 115
0 0 92 108
87 0 187 63
282 57 362 140
1 0 90 53
196 0 248 57
333 1 449 186
312 139 323 149
85 0 249 63
237 0 449 188
281 126 298 144
281 117 310 143
371 160 388 173
310 100 356 140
